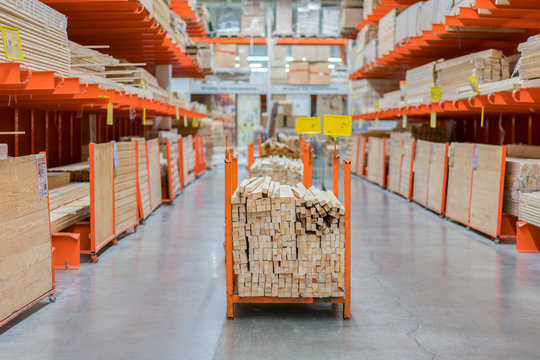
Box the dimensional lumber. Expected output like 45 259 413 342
405 61 439 106
469 145 506 237
426 142 449 214
357 135 367 176
114 142 138 234
0 155 53 323
350 135 360 175
147 139 162 212
132 138 152 220
49 182 90 234
49 162 90 182
260 139 302 160
250 156 303 186
398 139 415 199
91 143 115 249
519 192 540 228
47 172 71 190
232 177 345 298
413 140 431 207
445 143 476 225
377 9 397 57
503 145 540 217
159 132 181 199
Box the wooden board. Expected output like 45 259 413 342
132 138 152 219
387 139 403 193
91 143 115 250
469 144 506 237
445 143 475 225
357 136 367 176
47 172 71 190
161 140 181 200
350 135 360 175
0 155 53 322
48 162 89 181
147 139 162 211
398 140 415 199
114 142 138 234
367 138 380 184
412 140 431 207
426 142 449 214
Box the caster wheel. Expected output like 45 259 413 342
495 238 500 244
113 239 118 246
49 295 56 303
91 255 99 263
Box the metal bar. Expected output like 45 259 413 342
30 110 35 154
343 159 351 319
225 158 234 319
14 108 19 156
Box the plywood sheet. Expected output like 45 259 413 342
398 140 415 199
132 138 152 219
413 140 431 206
0 155 53 322
445 143 475 225
350 135 360 174
426 142 448 214
367 138 380 184
387 139 403 193
357 136 367 176
147 139 162 211
91 143 114 249
469 144 505 237
161 140 181 200
114 142 138 234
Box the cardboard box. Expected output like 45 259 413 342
316 95 344 116
241 15 265 37
215 44 237 68
309 62 330 85
277 101 293 116
286 116 296 128
273 45 289 65
275 0 293 35
261 112 268 127
340 7 363 30
288 62 309 85
275 115 286 128
271 67 288 84
291 45 330 62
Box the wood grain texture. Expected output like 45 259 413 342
367 138 380 184
469 144 505 237
0 155 53 322
92 143 115 249
413 140 431 207
132 138 152 219
358 136 367 176
399 140 415 198
426 143 448 214
114 142 138 234
387 139 403 193
147 139 162 211
445 143 475 225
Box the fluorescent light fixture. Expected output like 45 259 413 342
285 56 294 62
234 63 240 68
235 56 240 61
328 64 335 69
285 68 290 72
250 68 268 72
302 57 307 61
249 63 262 68
285 63 290 67
328 57 342 62
247 56 269 61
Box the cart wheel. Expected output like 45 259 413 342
91 255 99 263
495 237 500 244
113 239 118 246
49 295 56 303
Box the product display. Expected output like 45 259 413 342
250 156 303 185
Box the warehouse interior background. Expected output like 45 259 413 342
2 0 540 359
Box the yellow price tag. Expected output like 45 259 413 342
430 111 437 128
430 86 441 102
168 92 173 104
140 80 147 97
295 117 321 135
469 75 479 93
480 107 485 127
323 115 352 139
142 108 146 125
402 114 407 129
106 102 113 125
1 26 23 61
373 100 381 112
176 107 180 121
183 115 187 127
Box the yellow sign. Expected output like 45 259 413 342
183 115 188 127
402 114 407 129
1 26 23 61
295 117 321 135
140 80 147 97
323 115 352 138
430 86 441 102
106 102 113 125
430 111 437 128
373 100 381 112
142 108 147 125
469 75 479 93
480 107 485 127
176 107 180 121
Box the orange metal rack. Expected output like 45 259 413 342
352 0 418 38
170 0 208 38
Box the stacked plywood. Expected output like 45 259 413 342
413 140 431 207
260 139 302 160
387 137 404 193
49 183 90 233
0 0 70 75
147 139 162 212
405 61 439 106
398 139 415 199
519 192 540 228
445 143 475 224
0 154 54 323
48 172 71 190
114 142 138 234
183 135 196 186
426 142 449 214
367 137 387 187
158 132 181 199
49 162 90 182
232 177 345 298
350 135 360 175
250 156 303 186
91 143 115 250
132 138 152 220
518 35 540 82
377 9 397 57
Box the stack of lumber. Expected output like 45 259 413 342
381 90 404 110
456 77 523 99
114 142 138 234
436 49 505 101
146 139 162 212
49 183 90 233
48 172 71 190
367 137 387 187
351 79 400 114
426 142 448 214
198 119 215 169
405 61 439 106
519 192 540 228
413 140 431 207
250 156 303 186
518 34 540 84
377 9 398 57
352 25 378 71
398 138 415 199
445 143 476 225
503 145 540 217
158 131 181 198
49 162 90 182
131 138 152 220
278 134 300 150
394 1 422 46
363 0 382 21
183 135 196 186
0 0 70 75
232 177 345 298
0 155 54 323
387 132 413 193
260 139 301 160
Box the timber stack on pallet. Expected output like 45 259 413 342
250 156 303 186
48 182 90 234
503 145 540 217
232 177 345 298
405 61 439 106
260 139 301 159
1 0 70 75
49 163 90 182
519 192 540 228
183 135 196 186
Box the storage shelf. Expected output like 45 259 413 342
41 0 204 78
350 0 419 38
170 0 208 38
191 37 349 46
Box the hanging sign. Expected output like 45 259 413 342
295 117 321 135
323 115 352 139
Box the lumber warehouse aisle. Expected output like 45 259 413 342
1 168 540 359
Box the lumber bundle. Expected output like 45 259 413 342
48 172 71 190
260 139 302 160
426 142 448 214
380 90 404 110
198 119 216 169
91 143 115 249
405 61 439 106
0 155 53 322
49 183 90 233
377 9 398 58
518 35 540 82
367 137 387 187
250 156 303 186
387 138 403 193
0 0 70 75
232 177 345 298
183 135 196 186
398 139 415 199
147 139 162 212
114 142 138 234
49 162 90 182
132 138 152 219
349 135 360 175
519 192 540 228
412 140 431 207
445 143 475 224
503 145 540 217
158 132 182 199
351 79 400 114
351 24 378 72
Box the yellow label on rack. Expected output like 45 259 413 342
430 86 441 102
168 92 173 104
1 26 23 61
295 117 321 135
140 80 147 97
480 107 485 127
323 115 352 138
469 75 479 93
402 114 407 128
183 115 188 127
430 111 437 128
373 100 381 112
107 102 113 125
176 107 180 121
142 108 147 125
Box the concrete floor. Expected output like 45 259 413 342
1 166 540 359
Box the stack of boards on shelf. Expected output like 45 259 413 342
0 0 70 75
132 138 153 220
232 177 345 298
114 142 138 234
0 154 54 323
260 139 302 160
250 156 303 186
182 135 196 186
158 131 182 200
48 180 90 234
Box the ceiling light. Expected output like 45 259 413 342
328 64 335 69
249 63 262 68
328 57 342 62
235 56 240 61
247 56 269 61
285 56 294 62
250 68 269 72
235 63 240 68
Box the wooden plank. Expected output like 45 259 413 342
92 143 115 249
114 142 138 234
445 143 475 225
399 139 415 198
387 139 402 193
367 138 380 184
147 139 162 211
131 138 152 219
413 140 431 207
426 142 448 214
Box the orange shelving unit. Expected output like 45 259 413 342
170 0 208 38
354 0 418 36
